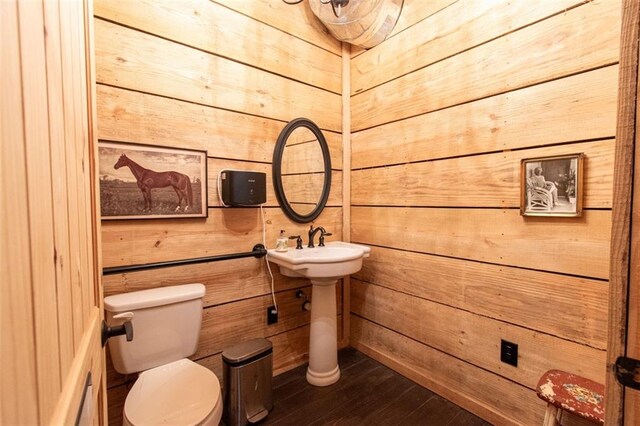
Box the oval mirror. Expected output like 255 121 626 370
273 118 332 223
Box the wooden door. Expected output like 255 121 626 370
1 0 105 424
607 1 640 424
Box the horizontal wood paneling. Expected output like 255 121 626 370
97 1 344 421
351 316 545 425
282 142 326 174
352 0 620 130
352 139 614 208
95 19 342 131
281 172 342 206
97 85 343 167
351 0 583 94
2 0 40 420
352 317 595 426
207 162 342 208
94 0 342 93
285 133 344 171
381 0 455 40
97 85 278 162
106 320 330 426
196 283 342 359
352 65 618 169
349 0 456 58
351 280 606 388
103 258 308 308
354 246 608 349
349 1 617 424
102 206 342 268
212 0 342 55
194 322 320 380
352 207 611 279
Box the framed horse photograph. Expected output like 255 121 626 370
520 153 584 217
98 142 208 220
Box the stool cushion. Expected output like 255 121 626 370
536 370 604 424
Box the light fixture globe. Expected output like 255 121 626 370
308 0 403 48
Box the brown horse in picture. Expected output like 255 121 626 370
114 154 193 213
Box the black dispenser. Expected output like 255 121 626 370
220 170 267 206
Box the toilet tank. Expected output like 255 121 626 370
104 283 205 375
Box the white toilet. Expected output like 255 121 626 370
104 283 222 426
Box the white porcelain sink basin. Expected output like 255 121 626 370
268 241 371 386
267 241 371 281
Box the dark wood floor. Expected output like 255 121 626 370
262 348 490 425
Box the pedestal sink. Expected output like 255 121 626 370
267 241 371 386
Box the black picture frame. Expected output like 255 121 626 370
520 153 584 217
98 141 208 220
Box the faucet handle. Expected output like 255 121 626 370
289 235 303 250
318 231 332 247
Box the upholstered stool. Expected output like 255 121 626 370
536 370 604 425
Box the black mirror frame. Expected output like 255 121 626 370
272 117 332 223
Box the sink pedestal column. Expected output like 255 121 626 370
306 278 340 386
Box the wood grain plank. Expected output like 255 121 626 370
95 19 342 132
281 132 343 171
349 0 456 58
351 0 621 131
354 246 608 349
106 384 127 426
97 85 344 167
94 0 341 93
282 141 326 174
341 43 351 344
351 280 606 389
103 258 308 308
60 0 88 349
352 139 614 208
213 0 341 55
351 316 546 426
197 322 323 380
281 172 342 206
72 0 94 343
351 0 583 94
102 207 342 267
351 207 611 279
352 66 618 169
623 0 640 417
43 0 75 382
195 282 342 359
0 1 39 422
18 0 62 418
206 161 342 208
606 1 640 423
97 85 278 162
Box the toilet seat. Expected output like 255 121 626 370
124 358 222 426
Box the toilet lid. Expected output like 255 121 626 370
125 358 220 426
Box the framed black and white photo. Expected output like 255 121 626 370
520 153 584 217
98 142 207 220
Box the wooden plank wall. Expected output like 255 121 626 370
93 0 344 422
2 0 104 424
349 1 620 425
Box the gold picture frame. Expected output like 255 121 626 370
520 153 584 217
